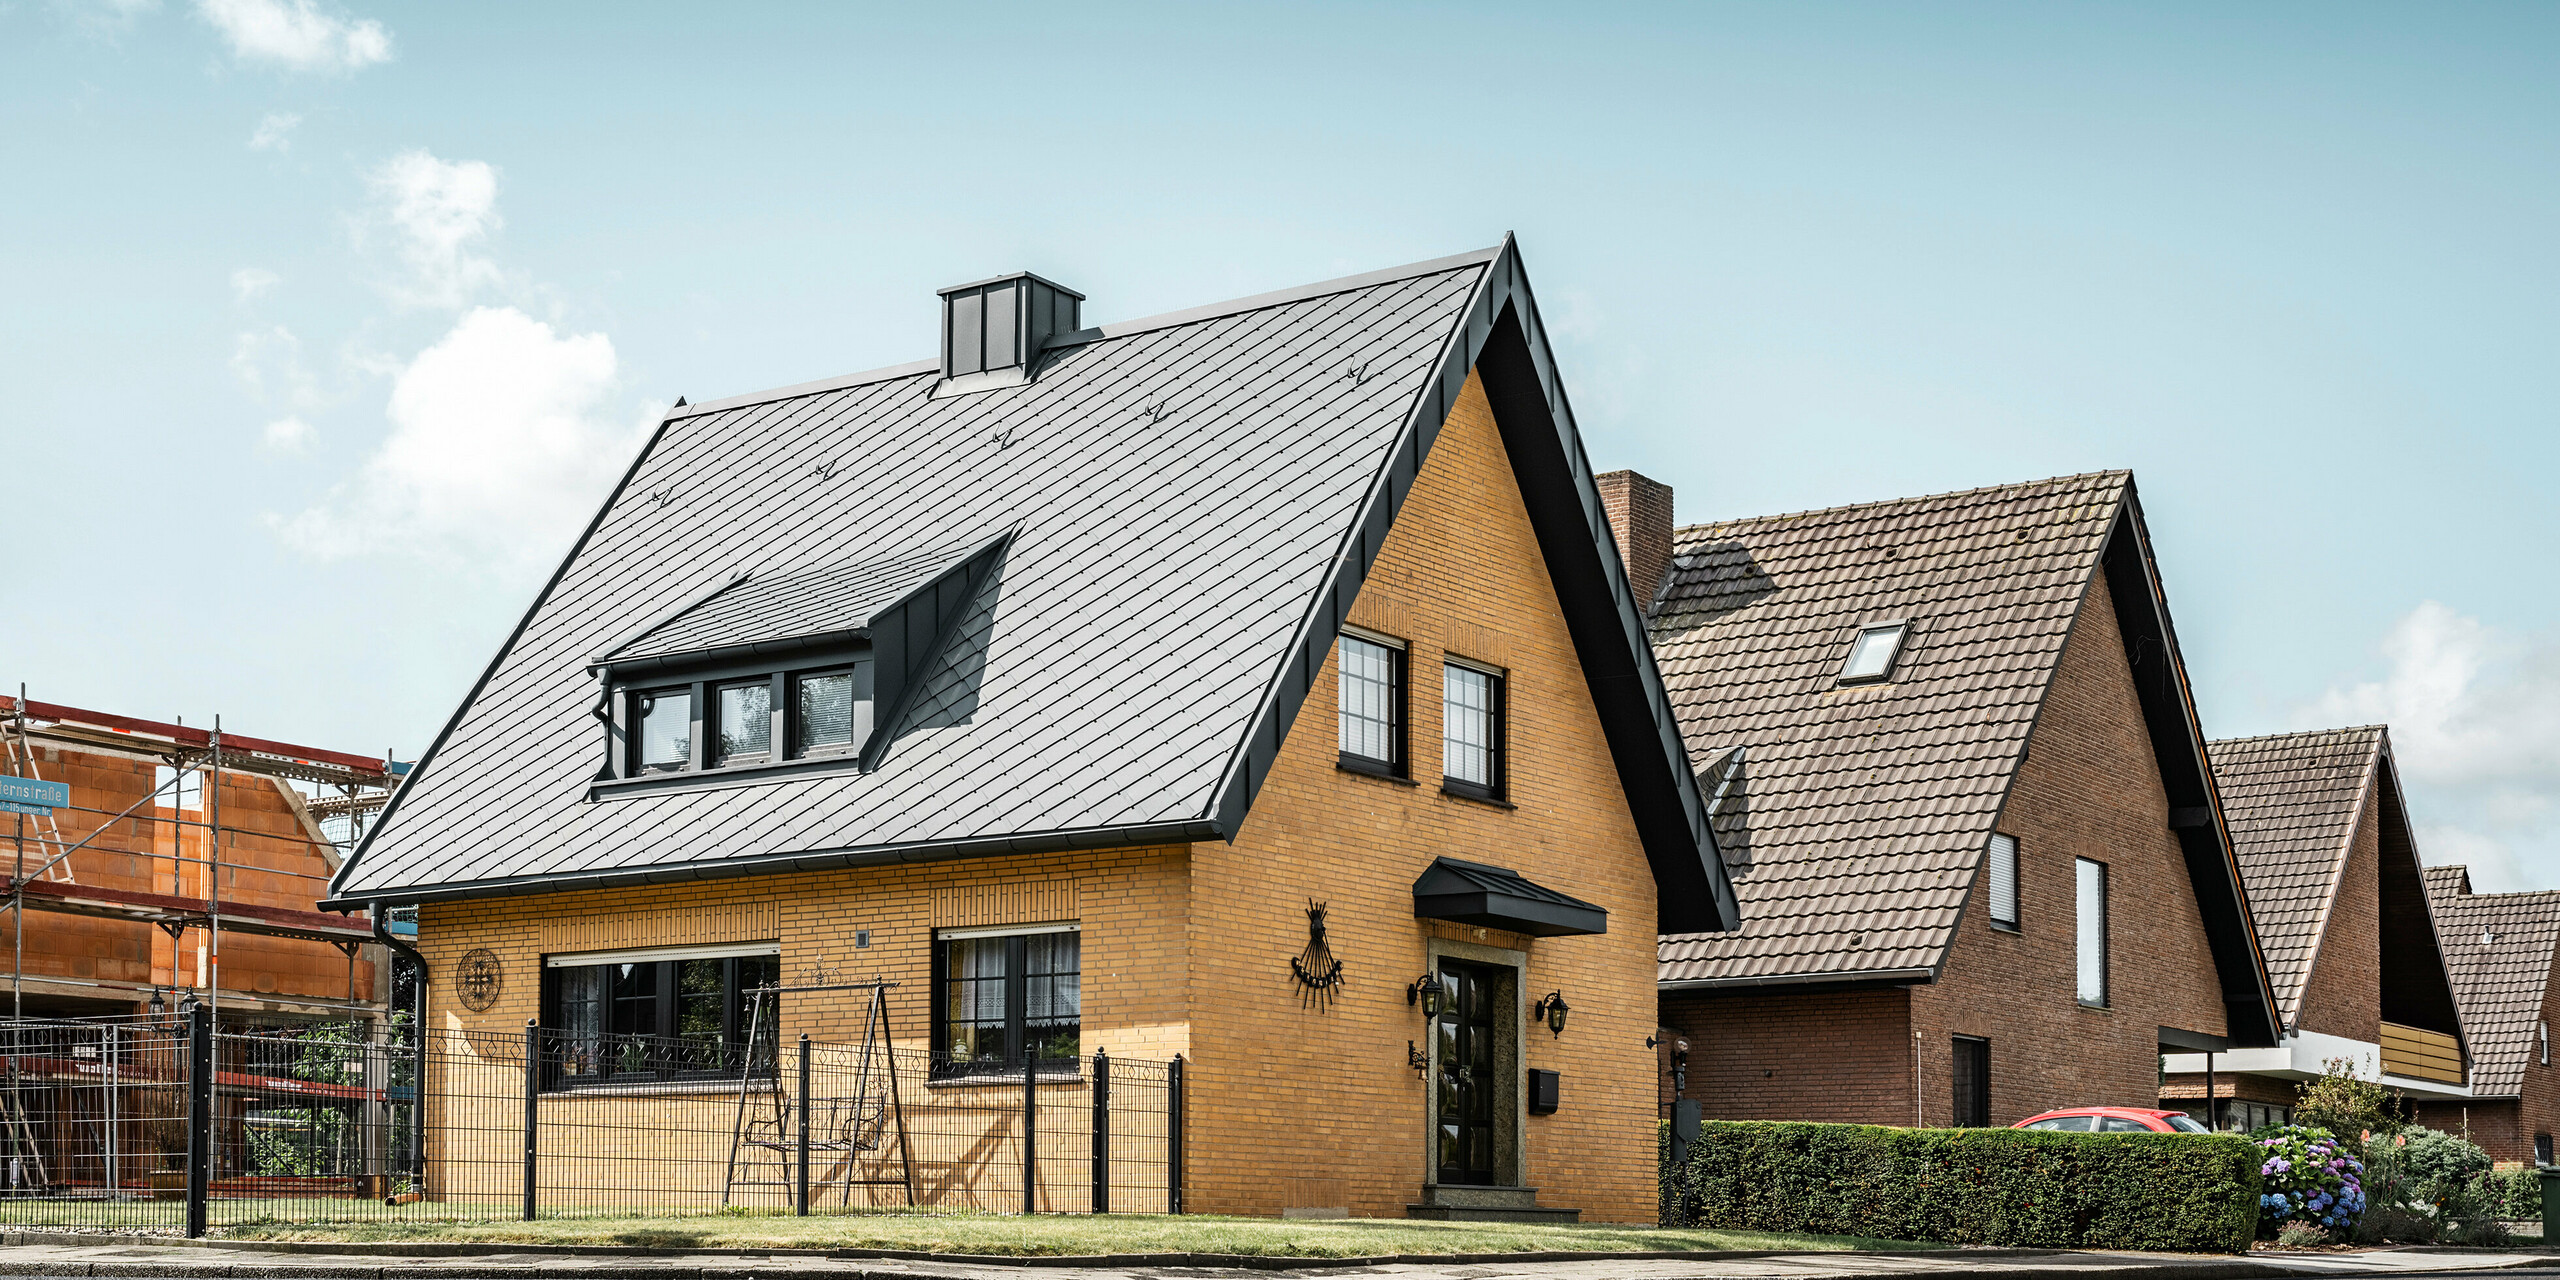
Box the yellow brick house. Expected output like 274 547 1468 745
323 239 1739 1223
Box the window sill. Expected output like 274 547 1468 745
1337 754 1415 786
924 1069 1087 1090
1439 781 1515 809
2078 1000 2111 1012
1989 922 2020 934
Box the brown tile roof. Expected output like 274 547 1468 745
2426 867 2560 1098
2206 727 2385 1030
1652 471 2131 984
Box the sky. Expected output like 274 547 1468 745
3 2 2556 888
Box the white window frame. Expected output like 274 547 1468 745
1837 620 1910 685
1987 833 2020 930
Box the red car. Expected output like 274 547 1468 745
2013 1106 2214 1134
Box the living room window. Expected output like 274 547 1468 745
540 944 780 1089
932 923 1080 1077
1337 630 1405 777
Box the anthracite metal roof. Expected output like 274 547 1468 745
596 534 987 668
326 239 1740 933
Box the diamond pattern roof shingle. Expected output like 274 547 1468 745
332 256 1498 900
599 537 988 665
2426 866 2560 1098
2206 727 2383 1029
1652 471 2131 983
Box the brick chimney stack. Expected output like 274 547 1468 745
1596 470 1674 608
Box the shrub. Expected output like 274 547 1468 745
1662 1120 2261 1252
2291 1058 2397 1155
2275 1220 2330 1248
2255 1125 2365 1235
2398 1127 2492 1218
2491 1166 2544 1221
2351 1204 2436 1244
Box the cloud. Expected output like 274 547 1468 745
230 266 280 301
195 0 390 73
2305 601 2560 890
261 416 313 451
230 323 325 411
365 150 503 309
275 307 652 574
248 111 301 151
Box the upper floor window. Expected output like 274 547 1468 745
1337 630 1405 776
2075 857 2108 1008
1441 660 1506 802
1838 621 1908 685
1987 833 2020 930
614 656 874 781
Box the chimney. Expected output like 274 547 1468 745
1596 470 1674 607
939 272 1085 383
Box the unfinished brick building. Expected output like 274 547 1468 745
2417 867 2560 1165
2159 727 2469 1130
1620 472 2282 1127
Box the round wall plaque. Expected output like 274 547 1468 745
455 948 503 1012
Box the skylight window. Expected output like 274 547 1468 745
1838 621 1908 685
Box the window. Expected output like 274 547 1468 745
933 924 1080 1076
2076 858 2109 1008
610 656 875 784
2098 1116 2153 1133
2023 1115 2090 1131
1950 1036 1990 1127
1337 631 1404 775
2537 1133 2552 1166
1441 660 1505 800
540 946 779 1088
1838 621 1908 684
633 687 693 773
792 666 873 757
2542 1020 2550 1066
2164 1113 2212 1133
713 679 773 767
1987 833 2019 930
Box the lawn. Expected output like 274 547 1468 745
206 1211 1938 1258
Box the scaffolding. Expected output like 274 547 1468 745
0 690 403 1026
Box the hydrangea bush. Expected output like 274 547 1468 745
2257 1125 2366 1235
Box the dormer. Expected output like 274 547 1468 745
939 272 1084 392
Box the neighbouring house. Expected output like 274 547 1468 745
2415 867 2560 1165
1625 471 2281 1128
320 241 1740 1222
2158 727 2470 1131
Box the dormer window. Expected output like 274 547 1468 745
634 688 693 774
1838 621 1908 685
611 655 874 785
713 679 773 767
792 666 873 757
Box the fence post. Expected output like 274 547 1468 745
1167 1054 1184 1216
1090 1049 1110 1215
1022 1051 1038 1215
184 1003 212 1239
521 1019 538 1221
796 1033 811 1217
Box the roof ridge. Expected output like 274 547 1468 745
2208 725 2387 750
669 246 1503 423
1672 469 2132 539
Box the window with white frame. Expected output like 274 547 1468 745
1838 621 1908 684
1337 631 1405 775
2542 1021 2549 1066
1987 833 2019 930
2076 858 2108 1008
1440 659 1505 800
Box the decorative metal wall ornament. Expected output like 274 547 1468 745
455 948 504 1012
1289 900 1346 1009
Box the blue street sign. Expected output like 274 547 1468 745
0 800 49 817
0 775 69 812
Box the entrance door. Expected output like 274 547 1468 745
1435 960 1501 1185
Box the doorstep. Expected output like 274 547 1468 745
1403 1182 1581 1223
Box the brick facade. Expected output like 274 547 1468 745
1661 571 2231 1127
2292 805 2383 1043
411 369 1669 1220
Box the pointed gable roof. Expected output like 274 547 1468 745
2208 727 2387 1028
327 241 1737 932
2427 869 2560 1098
1650 471 2278 1043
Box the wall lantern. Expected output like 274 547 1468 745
1406 972 1452 1019
1533 990 1571 1037
146 987 168 1023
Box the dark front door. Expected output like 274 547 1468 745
1435 960 1501 1185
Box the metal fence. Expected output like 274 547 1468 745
0 1012 1182 1235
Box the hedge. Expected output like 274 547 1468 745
1661 1119 2262 1253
